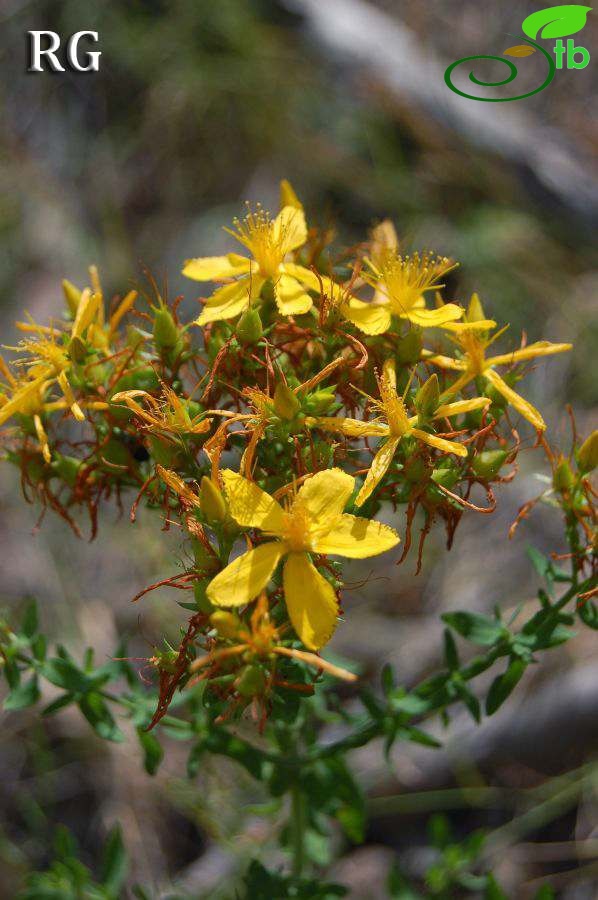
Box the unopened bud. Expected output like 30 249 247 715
62 279 81 317
200 476 227 523
153 306 179 350
210 610 241 640
472 450 507 479
467 292 486 323
273 383 301 420
578 431 598 473
236 308 263 345
553 457 574 493
396 329 423 365
415 375 440 419
235 663 267 697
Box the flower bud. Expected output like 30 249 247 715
235 663 267 698
210 610 241 640
273 383 301 420
467 292 486 323
306 388 336 416
62 279 81 317
200 476 227 524
51 453 83 487
578 430 598 473
153 306 179 350
472 450 508 479
415 375 440 419
235 308 263 345
396 329 423 365
553 457 574 493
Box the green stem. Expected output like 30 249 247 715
291 784 305 879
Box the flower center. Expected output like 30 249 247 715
380 251 453 313
282 499 312 552
377 376 411 437
459 330 487 375
230 206 285 280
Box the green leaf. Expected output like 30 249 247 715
41 657 104 695
442 611 505 646
522 5 592 40
443 628 459 670
100 826 128 896
137 727 164 776
21 599 39 638
78 692 125 742
486 659 527 715
336 804 365 843
4 675 40 710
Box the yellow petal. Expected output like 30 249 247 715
487 341 572 367
313 513 399 558
279 179 303 211
422 351 467 372
109 290 138 334
221 469 285 533
57 371 85 421
283 552 338 650
195 279 252 325
281 262 321 293
182 254 251 281
442 319 497 334
274 273 313 316
342 298 391 335
71 288 100 340
403 303 463 328
355 436 400 507
33 414 51 463
273 206 307 255
411 427 467 457
207 542 284 608
295 468 354 526
434 397 489 418
483 368 546 431
0 375 47 426
310 416 389 438
157 465 201 507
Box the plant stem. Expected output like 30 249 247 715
291 784 305 879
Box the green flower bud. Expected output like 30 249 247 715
210 610 241 640
273 383 301 420
431 465 459 489
153 306 179 350
472 450 508 479
147 434 184 468
578 431 598 473
62 279 81 317
235 308 263 345
415 374 440 419
305 388 336 416
68 335 87 363
396 329 423 365
553 457 574 493
51 453 83 487
235 664 267 698
111 367 160 395
200 476 227 524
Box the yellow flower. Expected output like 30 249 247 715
311 363 488 506
345 249 462 336
0 354 106 462
426 295 572 431
206 468 400 649
183 184 320 325
111 384 211 439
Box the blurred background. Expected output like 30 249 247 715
0 0 597 896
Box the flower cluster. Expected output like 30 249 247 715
1 181 585 725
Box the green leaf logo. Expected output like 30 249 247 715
522 4 592 40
